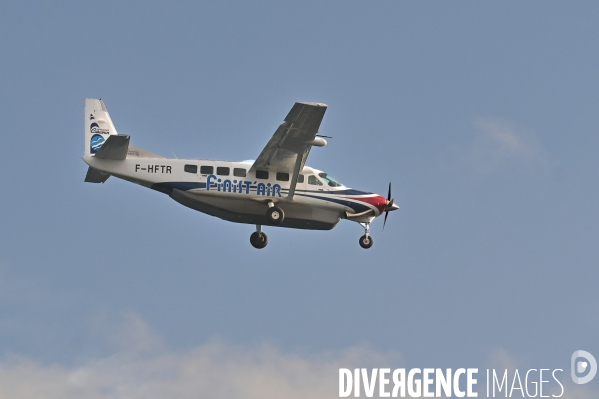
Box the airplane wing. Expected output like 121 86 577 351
250 102 327 172
250 102 327 199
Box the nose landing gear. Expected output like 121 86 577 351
359 234 373 249
250 225 268 249
358 222 373 249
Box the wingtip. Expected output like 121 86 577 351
297 102 327 107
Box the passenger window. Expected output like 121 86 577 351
297 174 305 183
184 164 197 174
308 175 323 186
256 170 269 179
216 167 230 176
200 166 213 175
276 172 289 181
234 168 246 177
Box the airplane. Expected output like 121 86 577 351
83 99 399 249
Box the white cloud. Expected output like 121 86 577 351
0 314 398 399
445 117 547 175
475 119 533 154
0 315 596 399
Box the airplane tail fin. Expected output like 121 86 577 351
84 98 119 156
83 98 164 183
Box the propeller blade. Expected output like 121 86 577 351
383 182 392 232
383 210 389 231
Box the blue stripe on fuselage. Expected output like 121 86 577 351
297 188 373 196
295 193 371 213
149 182 373 213
151 182 207 192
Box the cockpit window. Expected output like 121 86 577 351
318 172 344 187
308 175 323 186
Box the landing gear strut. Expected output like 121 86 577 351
250 225 268 249
358 222 373 249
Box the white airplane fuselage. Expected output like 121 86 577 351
84 155 388 230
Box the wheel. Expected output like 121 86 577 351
250 232 268 249
359 234 373 249
266 206 285 225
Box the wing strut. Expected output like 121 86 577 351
286 151 306 201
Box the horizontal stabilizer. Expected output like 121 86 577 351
84 166 110 183
94 134 130 160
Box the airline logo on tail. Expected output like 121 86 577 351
90 123 109 134
90 134 105 153
89 113 110 134
88 112 110 153
89 121 109 134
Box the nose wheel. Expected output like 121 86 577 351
358 222 373 249
250 225 268 249
359 234 373 249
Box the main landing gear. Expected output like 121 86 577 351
250 225 268 249
250 203 284 249
358 222 373 249
266 202 284 226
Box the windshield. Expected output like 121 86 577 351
318 172 344 187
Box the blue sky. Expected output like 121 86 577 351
1 2 598 397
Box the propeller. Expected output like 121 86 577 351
383 182 396 231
